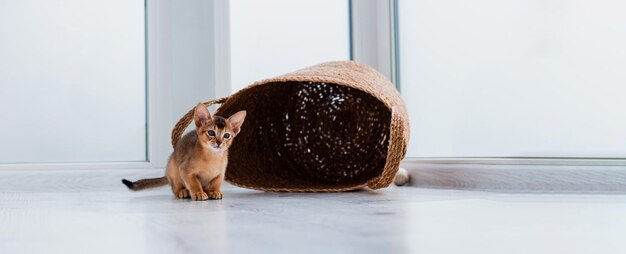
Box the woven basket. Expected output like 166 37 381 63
171 61 409 192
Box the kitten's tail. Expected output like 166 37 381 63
121 176 168 191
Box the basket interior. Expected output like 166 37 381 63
217 81 392 190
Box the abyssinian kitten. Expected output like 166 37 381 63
122 103 246 201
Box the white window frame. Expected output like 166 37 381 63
350 0 626 191
349 0 397 84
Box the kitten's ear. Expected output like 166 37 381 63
193 103 212 128
227 110 247 135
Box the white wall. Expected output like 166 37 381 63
0 0 146 163
229 0 350 92
398 0 626 158
169 0 217 132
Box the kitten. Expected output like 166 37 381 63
122 103 246 201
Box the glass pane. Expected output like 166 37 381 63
0 0 146 163
230 0 350 92
398 0 626 158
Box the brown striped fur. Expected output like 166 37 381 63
122 103 246 200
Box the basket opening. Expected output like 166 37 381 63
217 81 392 190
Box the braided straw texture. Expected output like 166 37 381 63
171 61 409 192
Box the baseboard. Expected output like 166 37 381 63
401 159 626 193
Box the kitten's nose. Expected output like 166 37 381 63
216 140 222 146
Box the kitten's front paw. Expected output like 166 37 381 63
208 191 223 200
175 189 190 199
191 191 209 201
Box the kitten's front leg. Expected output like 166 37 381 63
182 173 208 201
204 174 224 200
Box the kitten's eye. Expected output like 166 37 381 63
223 133 231 139
207 130 216 136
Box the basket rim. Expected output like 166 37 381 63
224 61 398 112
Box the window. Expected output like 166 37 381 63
0 0 146 163
229 0 350 93
397 0 626 158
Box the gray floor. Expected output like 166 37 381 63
1 169 625 254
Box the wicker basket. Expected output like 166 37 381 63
171 61 409 192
